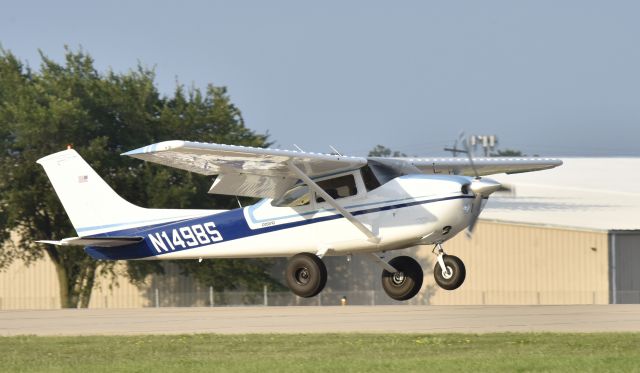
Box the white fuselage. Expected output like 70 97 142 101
137 174 480 260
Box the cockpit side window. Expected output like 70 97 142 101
316 174 358 203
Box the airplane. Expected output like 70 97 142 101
37 140 561 301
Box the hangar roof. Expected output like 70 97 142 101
481 158 640 232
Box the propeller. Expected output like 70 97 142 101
460 134 501 238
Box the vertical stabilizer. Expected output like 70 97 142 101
37 149 148 236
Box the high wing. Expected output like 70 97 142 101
368 157 562 177
123 141 561 199
123 141 367 199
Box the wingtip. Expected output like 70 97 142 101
120 149 139 156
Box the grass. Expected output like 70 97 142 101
1 333 640 372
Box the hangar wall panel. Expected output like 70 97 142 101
0 254 203 309
88 262 213 308
88 262 151 309
414 221 610 305
0 254 60 309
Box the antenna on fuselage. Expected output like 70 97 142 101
328 145 343 156
235 196 243 208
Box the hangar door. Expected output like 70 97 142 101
611 231 640 304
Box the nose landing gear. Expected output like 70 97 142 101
433 243 466 290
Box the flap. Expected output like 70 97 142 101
209 173 298 198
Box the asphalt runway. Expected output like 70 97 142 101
1 305 640 336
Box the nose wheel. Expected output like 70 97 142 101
381 256 424 301
433 244 466 290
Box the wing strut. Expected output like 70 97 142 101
286 160 381 244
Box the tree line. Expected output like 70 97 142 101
0 47 280 307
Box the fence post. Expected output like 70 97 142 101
105 296 108 309
371 290 375 306
209 286 214 307
155 288 159 308
263 285 268 306
536 291 541 305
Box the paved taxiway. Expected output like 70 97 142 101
1 305 639 336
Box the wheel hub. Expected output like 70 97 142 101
441 266 453 280
295 267 311 285
392 272 406 285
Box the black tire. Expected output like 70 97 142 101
434 254 466 290
285 253 327 298
381 256 424 301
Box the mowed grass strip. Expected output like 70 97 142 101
1 333 639 372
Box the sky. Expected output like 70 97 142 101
1 0 639 157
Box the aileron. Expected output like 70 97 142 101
370 157 563 177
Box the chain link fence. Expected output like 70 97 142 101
0 289 631 309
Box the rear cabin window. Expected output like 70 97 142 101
271 184 311 207
316 174 358 203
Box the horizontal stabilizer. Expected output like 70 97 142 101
37 236 143 248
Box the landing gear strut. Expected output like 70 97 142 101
285 253 327 297
433 243 466 290
380 256 424 301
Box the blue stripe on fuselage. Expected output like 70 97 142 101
84 194 473 260
85 208 250 260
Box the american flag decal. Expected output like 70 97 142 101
78 175 88 183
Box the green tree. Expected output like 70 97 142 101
368 145 407 157
0 47 276 307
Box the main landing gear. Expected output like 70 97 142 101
381 256 423 301
285 253 327 298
